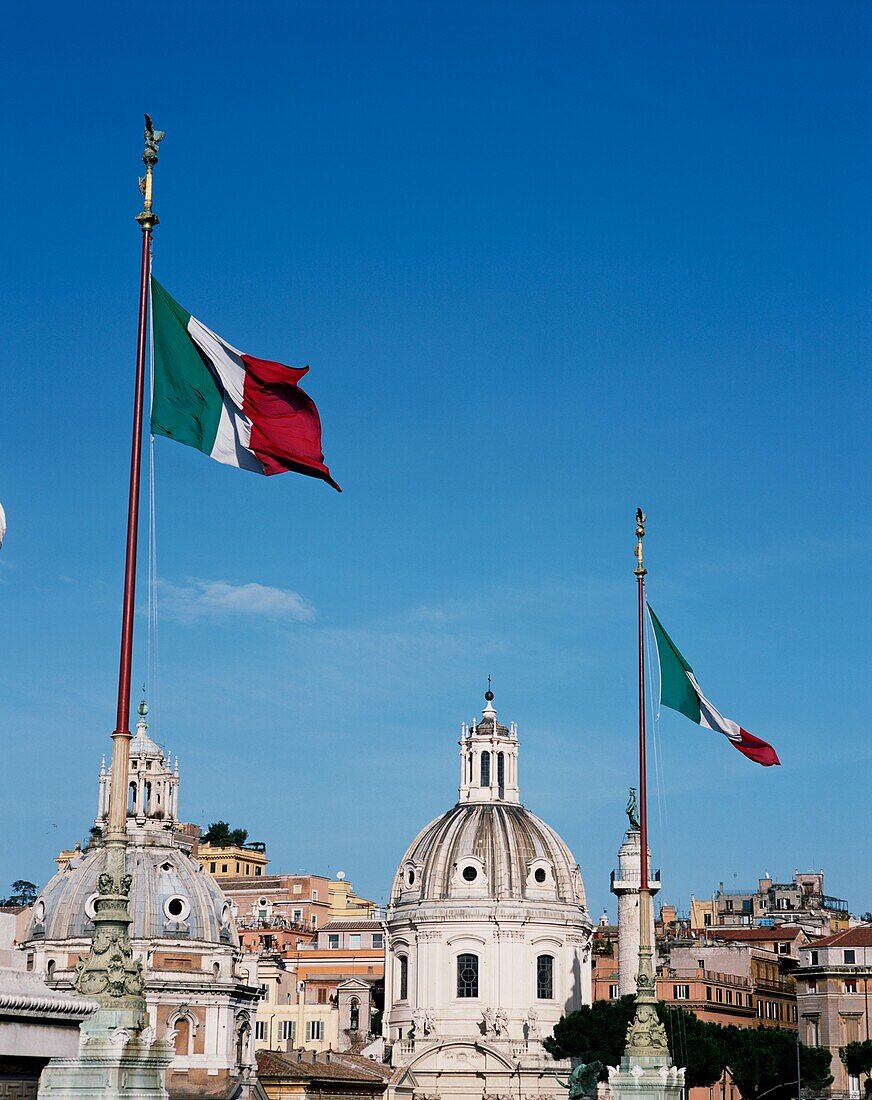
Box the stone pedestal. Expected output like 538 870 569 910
607 1052 684 1100
37 1010 173 1100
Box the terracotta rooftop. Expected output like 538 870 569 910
705 927 805 942
806 926 872 949
256 1049 391 1085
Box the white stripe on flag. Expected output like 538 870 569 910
687 672 743 744
187 316 263 473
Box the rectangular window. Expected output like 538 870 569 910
255 1021 267 1041
845 980 858 994
255 867 262 876
293 884 302 894
810 950 819 965
221 864 228 873
317 988 327 1004
236 862 240 873
293 909 302 923
349 934 361 949
399 955 408 1000
457 953 479 998
807 1018 819 1046
373 933 384 948
704 913 712 927
210 862 216 872
328 934 340 950
536 955 554 999
726 900 734 912
747 994 753 1008
673 985 690 1000
609 984 620 1000
705 986 712 1001
312 890 318 901
278 1020 296 1042
306 1021 324 1041
310 915 317 928
716 988 723 1003
844 950 856 965
725 989 732 1005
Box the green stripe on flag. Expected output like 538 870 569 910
647 605 701 723
150 278 223 455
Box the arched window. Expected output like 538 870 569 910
128 783 136 814
497 752 505 789
236 1021 250 1065
144 781 152 813
536 954 554 999
349 996 360 1030
174 1015 191 1056
46 959 56 980
398 955 408 1000
480 751 490 787
457 953 479 998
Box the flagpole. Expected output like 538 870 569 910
74 116 165 1026
622 507 671 1061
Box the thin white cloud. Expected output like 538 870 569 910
159 578 316 625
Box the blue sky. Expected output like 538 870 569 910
2 2 870 918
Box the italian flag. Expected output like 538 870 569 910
648 605 780 767
150 278 340 490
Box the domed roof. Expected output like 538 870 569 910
390 692 588 913
393 801 587 908
27 840 236 946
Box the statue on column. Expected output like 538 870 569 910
625 787 640 830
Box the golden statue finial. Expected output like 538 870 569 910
135 114 165 233
634 507 647 577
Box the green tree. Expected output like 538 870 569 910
0 880 38 907
545 997 725 1088
203 821 249 847
722 1026 832 1100
841 1040 872 1090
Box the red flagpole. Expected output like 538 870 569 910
635 509 648 916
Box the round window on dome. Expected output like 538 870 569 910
33 898 46 923
406 869 416 886
85 893 100 921
462 865 478 883
534 867 547 884
163 895 190 922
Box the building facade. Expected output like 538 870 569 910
383 691 592 1100
795 926 872 1098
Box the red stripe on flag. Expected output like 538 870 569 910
241 355 341 490
732 728 781 767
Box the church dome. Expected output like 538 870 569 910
394 803 586 907
390 691 588 913
29 842 236 946
26 702 235 950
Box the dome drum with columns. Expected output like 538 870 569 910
24 701 261 1100
383 691 593 1100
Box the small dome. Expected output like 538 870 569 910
28 843 236 946
392 802 587 908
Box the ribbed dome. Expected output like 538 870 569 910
392 802 587 908
28 840 236 946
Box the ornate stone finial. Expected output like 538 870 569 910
634 507 647 577
135 114 165 232
626 787 640 830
